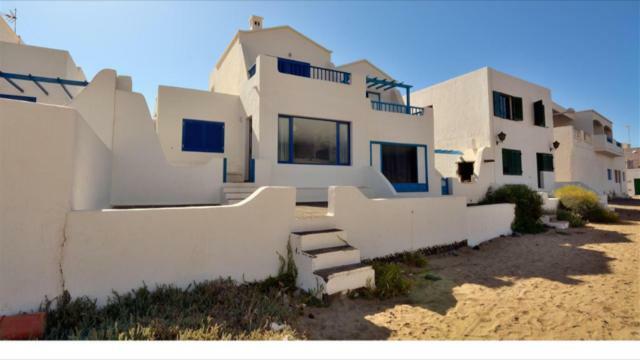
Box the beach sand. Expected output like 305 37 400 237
295 199 640 340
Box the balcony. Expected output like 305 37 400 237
371 100 424 116
366 76 423 116
593 134 623 157
277 58 351 84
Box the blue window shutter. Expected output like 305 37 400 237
182 119 225 153
493 91 501 117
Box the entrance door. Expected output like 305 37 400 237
635 178 640 195
244 117 254 182
536 153 554 189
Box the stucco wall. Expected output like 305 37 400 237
0 41 86 106
254 55 437 202
0 18 20 44
110 89 224 206
0 99 109 314
209 40 248 96
63 187 296 304
626 168 640 196
155 85 245 176
328 186 514 259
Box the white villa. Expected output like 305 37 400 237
552 104 627 198
411 67 556 203
0 15 627 316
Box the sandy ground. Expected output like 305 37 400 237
295 199 640 340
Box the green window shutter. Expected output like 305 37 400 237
534 100 545 126
512 97 523 121
503 148 522 175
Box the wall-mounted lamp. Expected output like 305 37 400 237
496 131 507 145
551 141 560 151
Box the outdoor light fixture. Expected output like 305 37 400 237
552 141 560 150
496 131 506 145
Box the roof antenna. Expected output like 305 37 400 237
2 8 17 33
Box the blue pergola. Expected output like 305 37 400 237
0 71 88 99
366 76 413 111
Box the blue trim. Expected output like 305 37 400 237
435 149 463 155
370 141 429 192
277 115 351 166
182 119 225 153
607 169 612 181
0 93 36 102
441 177 452 195
0 71 88 87
277 58 351 84
248 158 255 183
393 183 428 192
370 100 424 116
223 158 227 183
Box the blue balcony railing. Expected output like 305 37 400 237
277 58 350 84
371 100 424 116
606 136 613 143
616 141 622 147
247 64 256 79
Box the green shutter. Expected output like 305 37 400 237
534 100 545 126
512 97 523 121
503 148 522 175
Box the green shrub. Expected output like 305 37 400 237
585 206 619 223
554 185 619 224
556 208 586 227
399 251 428 268
480 184 544 233
554 185 600 217
371 262 412 299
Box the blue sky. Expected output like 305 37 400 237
3 0 639 145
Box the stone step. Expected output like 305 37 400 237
313 263 375 295
302 245 360 271
290 229 347 252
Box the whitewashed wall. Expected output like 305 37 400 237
0 99 110 315
626 168 640 196
110 89 224 206
328 186 514 259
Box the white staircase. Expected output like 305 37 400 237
291 229 374 296
222 183 258 205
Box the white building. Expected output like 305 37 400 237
552 104 627 198
411 67 556 203
0 16 516 314
624 145 640 197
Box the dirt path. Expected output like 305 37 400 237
295 199 640 340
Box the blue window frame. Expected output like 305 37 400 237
182 119 225 153
441 177 452 195
607 169 612 181
369 141 429 193
278 115 350 166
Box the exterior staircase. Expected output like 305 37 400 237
290 229 374 296
222 183 259 204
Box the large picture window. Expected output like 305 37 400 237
278 115 350 165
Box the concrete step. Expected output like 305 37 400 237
290 229 347 252
313 263 375 295
302 245 361 271
226 173 244 183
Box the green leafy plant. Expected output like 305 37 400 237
399 251 428 268
480 184 544 233
554 185 619 224
556 208 586 227
370 262 412 299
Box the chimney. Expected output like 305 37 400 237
249 15 263 31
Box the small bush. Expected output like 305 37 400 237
480 184 544 233
370 262 412 299
554 185 619 224
556 208 586 227
585 206 619 223
554 185 600 217
399 251 428 268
